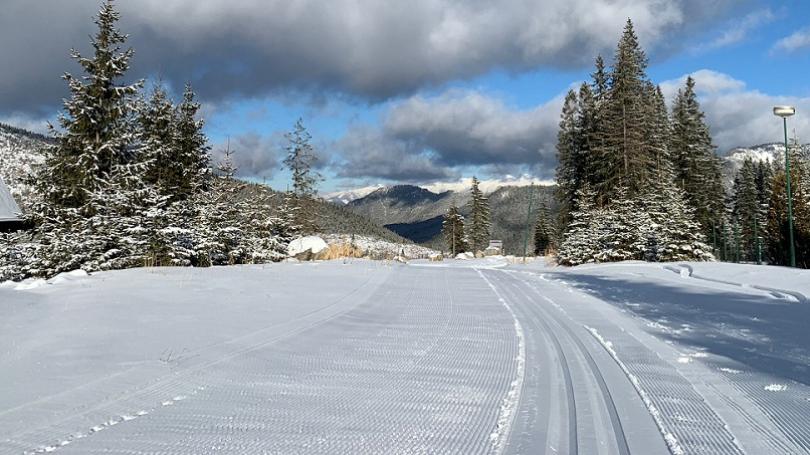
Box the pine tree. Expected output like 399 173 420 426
283 118 322 234
767 136 810 267
173 83 211 198
442 204 466 256
39 0 142 210
137 84 177 196
533 202 551 256
555 89 583 230
217 140 238 179
649 85 673 180
284 118 321 197
467 176 491 252
596 19 653 198
732 159 761 261
670 76 724 235
592 186 647 262
642 178 714 262
557 185 599 265
578 83 598 188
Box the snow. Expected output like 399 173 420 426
287 235 328 257
3 258 810 454
323 185 384 204
764 384 788 392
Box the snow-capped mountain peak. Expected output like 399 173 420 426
323 184 385 205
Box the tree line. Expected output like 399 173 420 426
548 19 809 268
0 1 320 281
547 20 723 265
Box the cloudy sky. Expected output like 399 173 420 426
1 0 809 192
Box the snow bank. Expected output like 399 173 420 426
320 234 437 260
287 236 328 258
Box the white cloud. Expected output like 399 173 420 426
335 89 567 181
772 28 810 54
662 70 810 150
659 69 746 101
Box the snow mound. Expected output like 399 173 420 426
456 252 475 260
287 236 328 257
764 384 788 392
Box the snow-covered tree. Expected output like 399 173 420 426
217 140 238 180
557 186 598 266
136 84 176 196
442 204 466 256
173 83 211 198
670 76 724 235
592 186 647 262
38 0 142 210
467 176 491 252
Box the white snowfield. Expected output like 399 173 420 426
1 259 809 454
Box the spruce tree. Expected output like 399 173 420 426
137 84 177 196
596 19 653 198
557 185 599 266
555 89 582 230
467 176 491 252
283 118 322 234
442 204 466 256
767 137 810 267
670 76 724 235
284 118 321 197
217 141 238 179
732 159 761 261
39 0 142 210
173 83 211 198
592 186 647 262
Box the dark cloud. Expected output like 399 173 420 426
334 126 455 182
335 90 563 181
1 0 736 117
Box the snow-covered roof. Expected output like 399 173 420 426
0 176 22 222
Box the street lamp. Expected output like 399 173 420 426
773 105 797 267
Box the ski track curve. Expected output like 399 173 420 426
485 270 641 455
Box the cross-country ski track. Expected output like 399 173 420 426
2 259 809 454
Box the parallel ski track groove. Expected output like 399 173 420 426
491 270 631 455
523 270 746 455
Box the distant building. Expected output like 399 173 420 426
484 240 503 256
0 177 25 232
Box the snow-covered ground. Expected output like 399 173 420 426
2 259 809 454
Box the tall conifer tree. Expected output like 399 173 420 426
467 176 491 252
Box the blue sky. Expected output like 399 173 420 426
1 0 810 193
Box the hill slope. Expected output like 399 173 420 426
347 184 558 254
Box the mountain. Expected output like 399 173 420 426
348 185 461 225
721 142 810 186
324 185 384 205
346 183 558 254
0 123 50 207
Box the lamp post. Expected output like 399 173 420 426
773 106 797 267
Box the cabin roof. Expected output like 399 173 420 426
0 177 22 222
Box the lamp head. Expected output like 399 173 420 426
774 106 796 118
